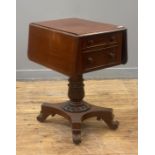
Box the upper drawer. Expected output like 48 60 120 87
81 32 122 50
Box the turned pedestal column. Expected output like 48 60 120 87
37 75 119 144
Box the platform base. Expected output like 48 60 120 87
37 102 119 144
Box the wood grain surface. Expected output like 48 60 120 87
16 80 137 155
34 18 125 36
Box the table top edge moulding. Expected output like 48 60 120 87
27 18 128 144
30 18 126 37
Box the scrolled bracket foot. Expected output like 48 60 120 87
72 133 81 145
102 112 119 130
108 120 119 130
36 111 50 122
71 121 82 145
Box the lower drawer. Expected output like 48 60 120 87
82 47 121 72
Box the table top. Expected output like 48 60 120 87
32 18 125 36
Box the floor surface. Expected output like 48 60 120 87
16 80 138 155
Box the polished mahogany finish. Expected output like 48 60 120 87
28 18 127 144
28 18 127 76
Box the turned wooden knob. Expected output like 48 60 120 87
87 57 94 64
108 51 115 61
87 39 94 45
109 52 115 57
110 36 116 42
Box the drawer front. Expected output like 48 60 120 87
82 47 121 72
81 32 121 50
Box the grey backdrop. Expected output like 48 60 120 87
17 0 138 80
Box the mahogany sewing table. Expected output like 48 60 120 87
28 18 127 144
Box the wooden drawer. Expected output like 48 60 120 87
81 32 121 50
82 47 121 72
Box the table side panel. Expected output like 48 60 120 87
28 24 78 76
